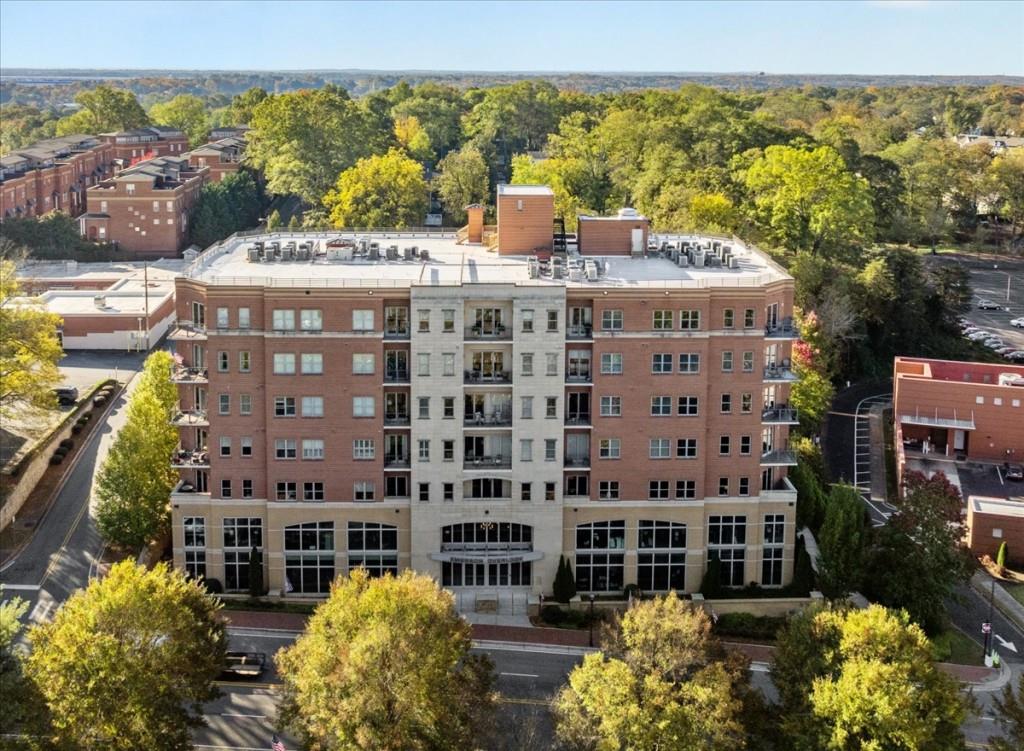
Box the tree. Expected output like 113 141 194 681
699 552 722 598
55 84 149 135
817 484 867 597
324 148 428 229
0 588 45 745
790 313 836 434
553 595 749 751
863 470 975 634
393 114 433 164
25 561 225 751
247 547 264 598
190 170 264 247
553 555 576 603
434 144 490 224
996 541 1008 570
987 149 1024 240
0 255 63 419
149 94 209 147
772 604 968 751
227 86 268 126
266 208 281 230
277 569 495 751
686 192 741 234
137 349 177 418
0 212 114 260
741 145 875 256
991 675 1024 751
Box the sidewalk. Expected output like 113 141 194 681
971 570 1024 633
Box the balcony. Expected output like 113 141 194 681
171 446 209 469
168 321 207 342
384 413 410 427
172 479 208 496
384 369 410 384
763 365 799 383
383 453 411 469
171 409 209 427
760 447 798 466
465 324 511 341
464 370 512 385
565 413 592 427
464 412 513 428
384 327 410 340
567 324 593 341
170 365 208 384
765 319 799 340
464 455 512 470
565 371 593 385
564 455 591 469
441 541 532 553
761 406 800 425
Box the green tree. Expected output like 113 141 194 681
266 208 281 230
864 470 975 634
553 555 577 603
699 553 722 598
510 153 587 228
149 94 209 147
996 541 1008 570
987 149 1024 240
0 588 45 744
991 675 1024 751
0 255 63 419
227 86 268 126
190 170 264 247
772 604 968 751
393 114 433 164
686 192 741 234
790 313 836 434
0 212 111 260
741 144 875 256
55 84 149 135
434 144 490 224
324 148 428 229
277 569 495 751
553 595 749 751
817 484 867 597
136 349 177 418
25 561 226 751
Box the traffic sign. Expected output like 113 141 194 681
982 622 992 635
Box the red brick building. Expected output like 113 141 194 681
186 136 246 183
99 126 189 169
966 496 1024 559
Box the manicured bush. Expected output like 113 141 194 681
204 578 224 594
541 604 567 624
59 438 75 450
49 455 64 465
996 541 1008 570
71 424 83 435
92 396 107 407
553 555 577 603
54 447 69 457
700 553 722 598
622 583 642 600
713 612 787 641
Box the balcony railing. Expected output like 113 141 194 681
384 369 410 383
760 448 798 466
384 413 410 426
566 371 593 384
440 542 533 553
761 406 799 424
565 414 592 426
564 455 591 468
384 327 410 340
567 324 593 340
464 455 512 470
171 365 208 384
383 454 411 468
465 325 511 340
765 319 799 339
464 370 512 385
171 409 209 427
171 446 209 469
763 365 799 383
168 321 207 341
464 412 513 427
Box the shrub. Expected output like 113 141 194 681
71 424 82 435
49 455 64 465
204 578 224 594
54 447 69 457
82 411 93 421
713 612 787 641
553 555 577 603
541 604 567 624
996 541 1007 570
92 396 107 407
60 438 75 450
700 553 722 598
622 583 642 600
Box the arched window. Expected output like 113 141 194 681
347 522 398 578
284 521 334 594
440 522 533 587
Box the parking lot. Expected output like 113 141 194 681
932 254 1024 355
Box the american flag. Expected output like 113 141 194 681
271 734 286 751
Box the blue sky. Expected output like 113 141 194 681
1 0 1021 75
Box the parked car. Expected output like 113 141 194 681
994 346 1017 355
1005 350 1024 362
984 339 1005 349
1005 464 1024 482
962 325 981 334
219 652 266 680
52 386 79 406
967 331 991 341
1011 317 1024 328
977 299 1001 310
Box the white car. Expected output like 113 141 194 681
984 338 1004 348
977 299 1001 310
967 331 991 341
1011 317 1024 328
1006 351 1024 362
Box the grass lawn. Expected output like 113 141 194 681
1005 583 1024 609
932 625 985 665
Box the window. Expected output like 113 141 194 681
598 481 619 500
216 307 229 328
353 482 375 501
239 351 251 372
521 309 534 332
418 396 430 419
678 353 700 373
679 310 700 330
739 477 750 496
418 309 430 332
637 521 687 591
443 397 455 418
651 396 672 416
304 482 325 501
300 309 322 331
302 396 324 417
521 353 534 375
417 353 430 376
275 439 297 459
239 394 252 415
743 308 755 328
353 397 375 417
675 480 696 499
723 308 735 329
762 514 785 586
709 515 746 587
719 436 731 455
678 396 699 416
546 352 558 376
241 437 252 457
218 394 230 415
238 307 250 329
649 480 670 499
575 521 625 592
741 393 753 413
183 519 206 579
545 439 557 461
272 309 295 331
742 351 754 373
545 482 556 501
301 353 323 374
348 522 399 578
284 522 334 594
275 396 296 417
545 397 558 418
219 436 231 457
521 482 532 501
653 310 673 329
302 439 324 460
599 438 620 459
385 476 408 499
218 351 229 373
418 439 430 461
601 353 623 374
276 482 298 501
443 440 454 461
443 353 455 376
652 353 673 373
353 353 375 374
721 351 733 372
224 517 264 592
183 517 205 548
242 480 253 498
677 438 698 459
600 396 621 416
353 310 374 331
721 394 732 413
520 439 533 462
650 438 671 459
273 353 295 374
385 306 408 335
601 309 623 331
442 309 455 333
718 477 730 496
547 310 559 332
443 483 454 502
521 396 533 419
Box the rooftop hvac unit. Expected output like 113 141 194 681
326 248 341 261
369 241 380 255
568 267 582 282
93 295 107 309
528 263 540 279
358 237 369 253
729 257 739 269
670 249 680 263
247 247 260 262
285 241 296 252
420 248 430 261
692 252 705 268
280 247 293 261
368 245 380 260
677 255 688 267
253 241 264 252
410 245 419 257
386 245 398 261
618 207 639 218
264 250 276 262
585 262 599 282
296 247 309 261
403 246 414 260
712 241 721 253
269 241 280 253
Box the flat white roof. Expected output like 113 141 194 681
497 184 554 196
14 278 175 317
970 496 1024 518
17 259 186 283
182 231 791 290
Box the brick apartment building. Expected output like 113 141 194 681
168 185 801 607
1 135 114 221
99 126 189 168
186 136 246 183
79 156 208 257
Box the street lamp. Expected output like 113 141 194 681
983 577 996 665
588 594 596 647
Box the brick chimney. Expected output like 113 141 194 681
465 204 484 244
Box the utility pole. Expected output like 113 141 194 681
143 261 150 350
983 577 995 665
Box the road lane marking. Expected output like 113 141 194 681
0 584 40 590
220 712 266 719
500 672 540 678
499 697 548 706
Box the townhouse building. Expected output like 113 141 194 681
186 136 246 183
168 186 800 608
99 126 189 167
